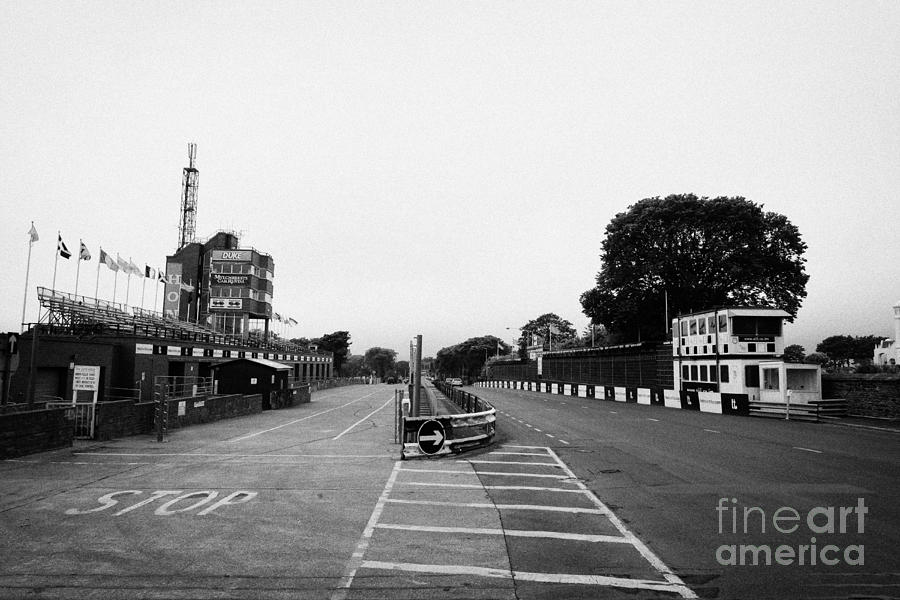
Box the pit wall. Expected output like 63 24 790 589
822 374 900 419
476 380 750 416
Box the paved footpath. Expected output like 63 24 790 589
1 384 696 599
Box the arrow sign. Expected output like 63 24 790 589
6 333 18 356
417 419 446 455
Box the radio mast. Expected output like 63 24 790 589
178 143 199 249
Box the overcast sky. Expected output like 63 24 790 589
2 1 899 359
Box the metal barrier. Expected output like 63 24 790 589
400 382 496 459
46 400 93 439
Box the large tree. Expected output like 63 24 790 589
816 335 886 369
581 194 809 341
363 347 397 379
517 313 577 357
435 336 508 380
311 331 351 374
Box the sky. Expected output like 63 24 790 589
2 1 899 359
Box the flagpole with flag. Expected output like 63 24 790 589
74 240 91 299
94 244 102 303
52 232 72 292
21 223 39 332
154 268 164 314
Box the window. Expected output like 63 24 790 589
700 365 708 381
682 365 689 380
698 319 706 335
690 320 698 335
720 365 730 383
767 343 776 353
745 365 760 387
732 316 783 336
710 367 717 382
748 343 757 352
681 321 688 336
672 324 678 340
723 344 729 354
763 368 780 390
718 314 728 332
690 365 698 380
708 316 716 333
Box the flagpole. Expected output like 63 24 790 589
153 272 160 314
125 257 133 307
112 270 118 305
140 273 147 310
52 231 61 292
74 240 83 299
21 223 37 333
94 246 102 304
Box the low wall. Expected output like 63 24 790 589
164 393 263 430
95 399 155 440
0 407 74 459
823 374 900 419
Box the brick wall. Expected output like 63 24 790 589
823 374 900 419
164 393 262 430
94 400 155 440
0 407 74 459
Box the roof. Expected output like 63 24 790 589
213 357 292 371
673 306 791 319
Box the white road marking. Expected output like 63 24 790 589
488 451 547 457
375 523 628 543
560 439 570 445
546 433 555 438
332 397 393 440
534 428 542 432
331 461 401 600
462 460 559 467
704 429 721 434
545 447 697 598
359 561 691 594
793 446 823 454
75 452 386 459
384 499 606 514
231 390 380 442
610 411 618 414
399 482 583 493
647 418 660 422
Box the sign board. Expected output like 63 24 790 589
211 273 251 286
178 401 186 416
210 298 243 310
73 365 100 391
210 250 251 262
417 420 445 455
163 262 183 319
5 333 19 355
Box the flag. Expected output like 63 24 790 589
180 281 195 292
145 265 155 279
288 317 298 326
116 254 129 272
79 240 91 261
549 324 561 335
274 312 282 322
100 249 119 271
157 269 166 282
28 223 39 243
129 258 142 276
57 234 72 259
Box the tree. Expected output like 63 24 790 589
342 355 367 377
312 331 351 374
363 347 397 379
517 313 577 356
783 344 806 363
816 335 886 369
580 194 809 342
434 336 508 381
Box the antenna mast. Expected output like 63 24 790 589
178 143 199 249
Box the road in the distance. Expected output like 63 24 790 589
473 385 900 599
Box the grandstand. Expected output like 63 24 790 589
36 286 307 353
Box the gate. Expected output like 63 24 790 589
46 400 95 439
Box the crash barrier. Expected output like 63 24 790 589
401 382 496 459
476 380 846 423
307 377 368 393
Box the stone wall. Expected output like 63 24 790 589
0 407 74 459
823 374 900 419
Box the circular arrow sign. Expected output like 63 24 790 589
417 420 446 455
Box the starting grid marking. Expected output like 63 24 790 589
332 445 697 599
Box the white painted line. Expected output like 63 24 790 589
704 429 721 434
546 433 555 438
331 461 402 600
375 523 629 543
793 446 823 454
647 418 660 422
533 428 542 432
333 397 393 440
462 460 559 467
385 499 606 514
359 561 691 594
610 411 618 414
75 452 387 459
504 445 551 450
560 439 570 445
544 447 697 598
232 390 381 442
399 482 585 493
488 451 548 457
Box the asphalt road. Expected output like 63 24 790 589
475 385 900 599
1 382 898 599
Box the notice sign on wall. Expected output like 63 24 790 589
73 365 100 391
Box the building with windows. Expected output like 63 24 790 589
873 301 900 366
671 307 820 404
165 231 274 338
